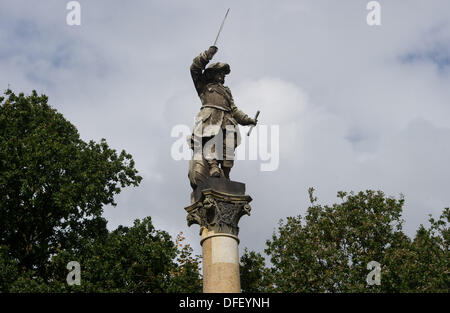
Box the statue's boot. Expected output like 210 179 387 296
222 166 231 180
207 160 221 177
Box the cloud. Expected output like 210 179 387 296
1 0 450 260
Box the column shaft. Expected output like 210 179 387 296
201 229 240 293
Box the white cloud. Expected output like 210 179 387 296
1 0 449 258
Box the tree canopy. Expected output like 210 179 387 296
0 89 447 293
240 189 449 293
0 90 201 292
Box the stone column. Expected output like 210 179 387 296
185 178 252 293
201 230 240 292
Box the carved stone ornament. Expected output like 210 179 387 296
185 188 252 236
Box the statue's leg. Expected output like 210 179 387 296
221 129 235 180
222 160 234 180
207 159 221 177
188 157 209 190
202 135 222 177
222 166 231 179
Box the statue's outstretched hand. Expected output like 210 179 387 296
243 117 257 126
206 46 218 60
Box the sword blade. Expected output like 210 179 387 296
213 8 230 46
247 110 260 136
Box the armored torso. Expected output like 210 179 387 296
200 83 233 112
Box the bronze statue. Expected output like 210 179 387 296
185 12 254 293
188 46 257 189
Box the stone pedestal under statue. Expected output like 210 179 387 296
185 177 252 293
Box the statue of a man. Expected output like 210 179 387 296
189 46 256 184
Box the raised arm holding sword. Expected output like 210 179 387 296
188 9 260 185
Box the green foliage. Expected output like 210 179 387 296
240 248 272 293
166 232 203 293
0 219 202 293
0 90 201 293
0 89 142 273
241 189 449 293
2 89 447 293
43 218 201 293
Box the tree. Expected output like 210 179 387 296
240 188 449 293
43 218 202 293
0 89 142 275
0 218 202 292
166 232 203 293
0 89 202 293
240 248 272 293
386 208 449 292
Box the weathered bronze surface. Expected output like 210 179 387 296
185 177 252 236
188 46 257 185
186 46 254 236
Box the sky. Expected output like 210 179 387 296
1 0 449 259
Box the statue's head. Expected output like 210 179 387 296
205 62 230 84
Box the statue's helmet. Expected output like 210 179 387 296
204 62 230 81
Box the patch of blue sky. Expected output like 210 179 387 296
0 17 41 59
50 43 74 69
12 19 40 41
345 132 365 144
400 42 450 71
345 128 379 154
25 71 52 88
0 13 75 71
